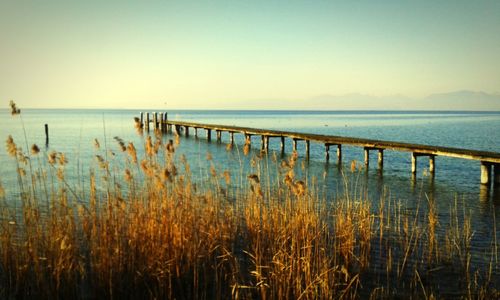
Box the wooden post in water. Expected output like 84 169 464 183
230 132 234 144
261 136 265 150
207 129 212 142
280 136 285 154
325 144 330 162
165 113 168 132
481 162 491 185
153 112 158 130
159 113 164 132
411 153 417 174
145 113 150 131
185 126 189 137
264 136 269 151
245 134 251 147
140 112 144 128
216 130 221 142
429 155 436 175
194 128 198 138
364 148 370 166
494 164 500 185
293 139 298 151
337 145 342 162
378 149 384 169
305 140 310 160
45 124 49 145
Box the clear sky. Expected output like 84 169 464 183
1 0 499 109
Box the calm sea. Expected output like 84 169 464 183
1 109 500 267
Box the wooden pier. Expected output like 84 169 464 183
139 112 500 187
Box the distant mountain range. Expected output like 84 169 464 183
306 91 500 111
222 90 500 111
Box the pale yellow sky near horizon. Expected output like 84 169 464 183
1 1 499 109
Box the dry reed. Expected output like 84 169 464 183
0 125 498 299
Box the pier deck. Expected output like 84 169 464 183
138 112 500 186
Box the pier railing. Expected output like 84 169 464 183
138 112 500 187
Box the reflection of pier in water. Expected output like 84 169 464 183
138 112 500 190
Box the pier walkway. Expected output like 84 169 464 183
138 112 500 187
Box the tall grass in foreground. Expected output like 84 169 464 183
0 127 499 299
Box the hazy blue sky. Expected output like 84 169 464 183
1 0 499 109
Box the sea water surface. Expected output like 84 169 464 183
1 109 500 279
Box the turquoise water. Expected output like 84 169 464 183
1 109 500 277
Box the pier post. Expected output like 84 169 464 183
264 136 269 151
305 140 310 160
411 153 417 174
174 125 180 136
164 113 168 131
280 136 285 154
159 113 164 131
481 162 492 185
364 148 370 166
293 139 298 151
494 164 500 185
261 135 265 150
154 112 158 129
45 124 49 145
378 149 384 169
185 126 189 137
140 112 144 128
207 129 212 142
145 113 150 131
230 132 234 144
325 144 330 162
337 145 342 162
429 155 436 175
216 130 222 142
194 128 198 138
245 134 251 147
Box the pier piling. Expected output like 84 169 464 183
481 162 492 185
494 164 500 185
45 124 49 145
216 130 222 142
429 155 436 175
412 153 417 174
364 148 370 166
159 113 164 131
261 135 269 151
378 149 384 169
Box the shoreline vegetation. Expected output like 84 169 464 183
0 104 499 299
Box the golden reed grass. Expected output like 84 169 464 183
0 115 499 299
